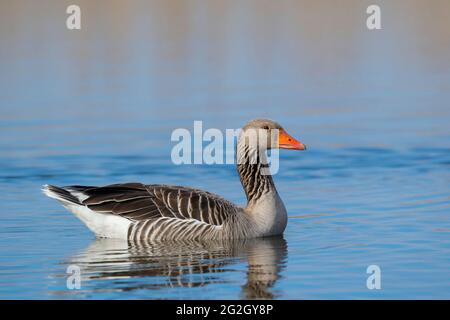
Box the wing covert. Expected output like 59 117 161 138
78 183 238 226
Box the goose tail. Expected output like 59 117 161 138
41 184 131 239
41 184 82 205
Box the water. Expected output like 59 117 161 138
1 0 449 299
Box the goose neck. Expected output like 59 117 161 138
236 141 276 207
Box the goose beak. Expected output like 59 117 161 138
278 129 306 150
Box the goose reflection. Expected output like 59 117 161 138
63 236 287 299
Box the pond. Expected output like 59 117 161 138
0 0 449 299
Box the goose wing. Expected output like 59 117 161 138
69 183 238 226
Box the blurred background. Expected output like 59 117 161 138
0 0 449 299
1 0 450 154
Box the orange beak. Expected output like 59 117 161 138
278 129 306 150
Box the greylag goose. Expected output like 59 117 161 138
43 119 306 240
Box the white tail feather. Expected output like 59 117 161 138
42 184 131 239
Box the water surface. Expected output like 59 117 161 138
0 0 449 299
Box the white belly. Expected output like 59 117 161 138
64 203 131 239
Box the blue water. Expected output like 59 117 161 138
1 1 450 299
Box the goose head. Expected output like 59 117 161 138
240 118 306 151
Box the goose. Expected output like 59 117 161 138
43 119 306 240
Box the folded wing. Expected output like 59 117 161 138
72 183 238 226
